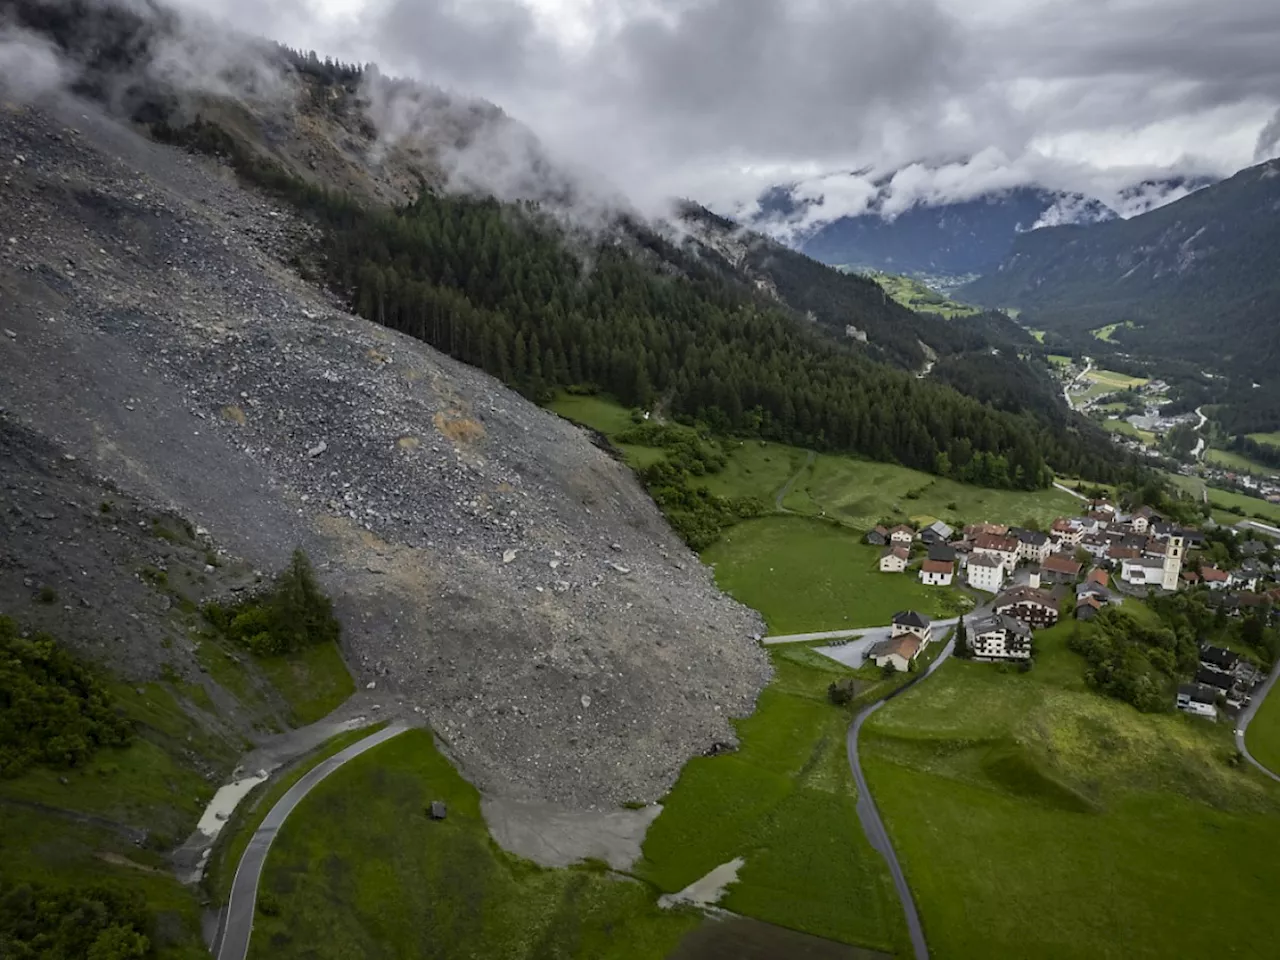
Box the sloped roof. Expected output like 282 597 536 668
893 610 932 628
882 545 910 561
974 533 1019 553
995 586 1058 610
921 559 954 575
1201 566 1230 582
969 552 1004 568
869 633 922 661
1042 555 1082 576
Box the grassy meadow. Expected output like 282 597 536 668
702 515 970 634
0 679 243 959
781 453 1079 531
205 722 389 903
636 647 908 954
1247 432 1280 450
250 729 703 960
862 619 1280 959
1169 473 1280 526
1205 446 1278 477
1090 321 1137 342
256 640 355 726
865 272 982 318
1245 683 1280 776
1101 418 1157 446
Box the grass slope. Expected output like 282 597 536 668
0 681 241 958
1245 681 1280 775
702 516 968 634
862 620 1280 959
1169 474 1280 526
865 273 981 318
782 453 1078 532
636 647 907 954
1247 432 1280 449
256 641 355 726
1205 446 1278 477
251 729 701 960
205 723 389 903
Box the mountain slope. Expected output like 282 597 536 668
781 186 1116 279
961 159 1280 380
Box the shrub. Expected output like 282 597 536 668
0 881 152 959
205 550 341 657
0 618 133 778
827 678 857 706
36 586 57 604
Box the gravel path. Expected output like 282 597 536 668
774 450 815 512
215 722 411 960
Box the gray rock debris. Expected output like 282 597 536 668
0 100 770 809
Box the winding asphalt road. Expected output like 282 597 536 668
1234 659 1280 783
844 635 956 960
215 722 410 960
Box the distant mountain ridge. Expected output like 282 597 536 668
754 174 1214 283
959 158 1280 430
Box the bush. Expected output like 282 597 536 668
827 678 857 706
0 881 151 959
204 550 341 657
36 586 57 604
0 617 134 778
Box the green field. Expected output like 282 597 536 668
205 723 389 902
1102 418 1157 447
1248 432 1280 449
636 647 907 953
781 453 1079 531
1090 321 1137 342
1170 473 1280 526
0 679 242 959
256 641 355 726
1047 354 1073 368
702 515 970 634
862 620 1280 959
1069 368 1149 407
1205 446 1278 477
1246 682 1280 776
865 272 981 318
1028 329 1046 343
251 729 702 960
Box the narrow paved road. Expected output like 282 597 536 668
845 635 956 960
775 449 816 511
215 722 410 960
1234 659 1280 784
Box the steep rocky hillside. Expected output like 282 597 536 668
0 96 768 807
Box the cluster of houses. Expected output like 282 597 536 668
1176 645 1262 719
866 501 1239 601
864 500 1278 710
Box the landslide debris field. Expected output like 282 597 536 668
0 98 769 808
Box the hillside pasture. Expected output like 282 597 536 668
862 620 1280 959
701 515 969 634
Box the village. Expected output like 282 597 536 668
863 499 1277 718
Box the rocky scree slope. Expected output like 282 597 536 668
0 99 769 807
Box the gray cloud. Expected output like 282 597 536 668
166 0 1280 226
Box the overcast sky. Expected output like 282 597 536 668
178 0 1280 226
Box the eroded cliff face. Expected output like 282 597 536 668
0 97 769 807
